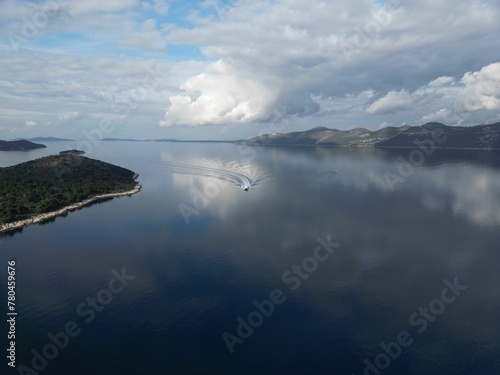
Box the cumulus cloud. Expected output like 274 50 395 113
161 60 278 126
25 120 37 128
1 0 500 138
164 0 500 129
455 62 500 112
368 62 500 123
58 112 89 123
428 76 455 88
170 1 499 93
420 108 449 124
365 91 424 115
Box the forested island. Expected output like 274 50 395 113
0 154 140 232
240 122 500 149
0 139 46 151
59 149 85 155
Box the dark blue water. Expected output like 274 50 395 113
1 142 499 375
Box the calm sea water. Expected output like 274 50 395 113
1 142 499 375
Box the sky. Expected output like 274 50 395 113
0 0 499 141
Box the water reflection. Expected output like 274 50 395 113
1 142 499 375
254 146 500 227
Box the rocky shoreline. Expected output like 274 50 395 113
0 184 142 233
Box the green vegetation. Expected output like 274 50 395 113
59 149 85 155
242 122 500 149
0 139 46 151
0 154 137 224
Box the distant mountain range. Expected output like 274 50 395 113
102 138 233 143
102 138 144 142
5 122 500 150
0 139 47 151
27 137 75 142
11 137 74 142
241 122 500 149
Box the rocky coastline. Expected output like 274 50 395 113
0 184 142 233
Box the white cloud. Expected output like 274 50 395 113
0 125 18 134
379 121 393 129
25 120 37 128
365 91 422 115
455 62 500 112
119 19 167 52
58 112 89 123
450 171 500 226
313 90 374 115
69 0 138 15
0 49 195 139
164 0 500 129
364 62 500 124
420 108 449 124
161 60 278 126
428 76 455 88
1 0 500 138
141 0 169 16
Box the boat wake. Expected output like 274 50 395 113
162 158 263 191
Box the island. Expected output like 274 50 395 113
239 122 500 149
0 139 47 151
59 149 85 155
27 137 75 142
0 154 141 232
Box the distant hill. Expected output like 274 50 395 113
0 154 138 225
0 139 47 151
23 123 500 149
377 122 500 149
102 138 144 142
242 125 412 146
241 122 500 149
150 139 233 143
26 137 75 142
102 138 233 143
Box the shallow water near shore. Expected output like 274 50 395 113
1 141 500 375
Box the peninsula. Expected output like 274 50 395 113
0 154 140 232
0 139 46 151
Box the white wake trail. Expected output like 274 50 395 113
161 158 262 191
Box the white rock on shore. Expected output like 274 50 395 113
0 184 142 233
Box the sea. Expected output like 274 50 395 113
1 141 499 375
